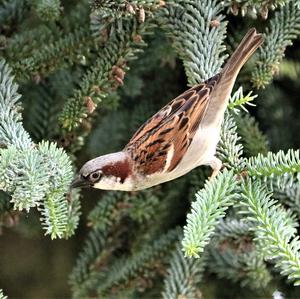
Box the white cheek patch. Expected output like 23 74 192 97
93 176 134 191
94 176 116 190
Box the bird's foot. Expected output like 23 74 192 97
209 157 223 180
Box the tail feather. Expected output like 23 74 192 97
222 28 264 77
202 28 264 127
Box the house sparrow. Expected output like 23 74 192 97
71 28 263 191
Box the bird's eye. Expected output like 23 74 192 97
90 171 102 181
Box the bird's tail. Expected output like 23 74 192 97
221 28 264 78
202 28 263 127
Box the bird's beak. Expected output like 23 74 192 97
71 175 91 189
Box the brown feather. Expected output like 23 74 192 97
125 79 218 175
101 159 132 183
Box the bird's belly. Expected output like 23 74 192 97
175 125 220 172
134 125 220 190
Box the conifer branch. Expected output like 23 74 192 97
97 229 179 295
0 146 48 210
70 189 163 298
88 189 160 232
217 113 244 170
12 27 93 82
223 0 290 19
64 189 81 239
22 80 65 141
92 0 165 10
213 218 252 242
33 0 62 22
235 113 269 157
208 248 271 289
162 243 206 299
238 180 300 285
246 150 300 189
241 252 271 289
228 86 256 113
87 191 126 231
226 87 268 158
0 0 28 27
0 59 80 238
182 170 237 258
210 218 272 288
127 190 161 224
91 0 166 40
0 290 7 299
5 25 55 65
158 0 227 84
4 2 89 65
69 190 141 298
69 228 109 299
59 19 152 132
0 60 32 149
252 1 300 88
276 182 300 218
37 141 78 239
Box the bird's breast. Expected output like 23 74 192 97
133 125 221 190
178 125 220 169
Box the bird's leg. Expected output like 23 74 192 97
208 156 223 180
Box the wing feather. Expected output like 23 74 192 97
127 87 202 145
125 75 220 175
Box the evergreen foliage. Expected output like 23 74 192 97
90 0 165 40
228 86 257 113
234 113 269 157
224 0 290 19
69 228 109 299
162 243 206 298
59 20 152 134
217 113 244 169
0 59 80 238
0 59 31 149
276 182 300 218
4 25 55 63
12 27 93 82
0 290 7 299
96 229 178 296
252 1 300 88
158 0 227 84
0 0 28 28
246 150 300 189
208 248 271 289
208 218 272 289
1 0 300 298
238 180 300 285
33 0 62 22
182 170 238 257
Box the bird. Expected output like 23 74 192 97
71 28 264 191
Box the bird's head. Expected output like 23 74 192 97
71 152 133 191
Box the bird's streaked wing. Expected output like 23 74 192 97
125 74 220 175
